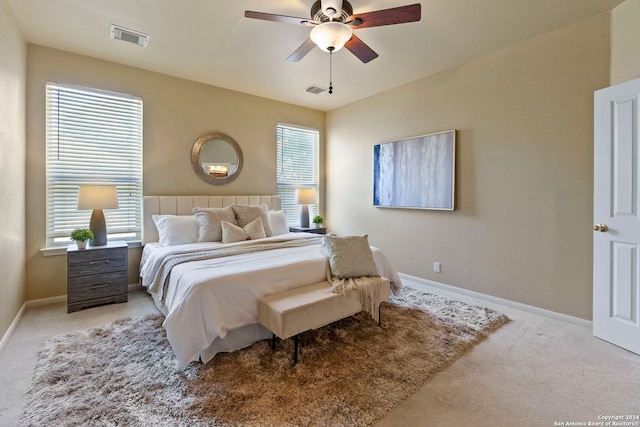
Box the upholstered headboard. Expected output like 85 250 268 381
143 195 282 245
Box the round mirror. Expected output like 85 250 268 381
191 131 244 185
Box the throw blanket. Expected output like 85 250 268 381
149 237 320 301
327 270 388 323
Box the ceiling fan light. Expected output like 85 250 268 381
310 22 352 52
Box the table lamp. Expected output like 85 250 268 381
295 188 317 228
77 185 119 246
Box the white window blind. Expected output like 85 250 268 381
46 82 143 247
277 123 319 226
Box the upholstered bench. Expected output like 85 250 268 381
257 278 391 364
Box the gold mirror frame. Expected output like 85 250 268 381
191 131 244 185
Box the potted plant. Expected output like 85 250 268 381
70 228 94 249
312 215 324 228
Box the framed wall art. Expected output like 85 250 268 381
373 130 456 210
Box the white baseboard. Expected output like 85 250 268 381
0 283 142 356
399 273 592 329
0 295 66 355
26 295 66 307
128 283 142 292
0 302 27 356
22 283 140 307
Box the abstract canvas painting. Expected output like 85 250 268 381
373 130 456 210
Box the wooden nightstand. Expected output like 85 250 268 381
67 241 128 313
289 226 327 235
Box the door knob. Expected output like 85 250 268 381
593 224 608 232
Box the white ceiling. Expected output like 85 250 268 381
8 0 624 112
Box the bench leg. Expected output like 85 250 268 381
378 305 382 327
270 333 299 366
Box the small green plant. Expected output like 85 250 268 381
312 215 324 225
70 228 94 242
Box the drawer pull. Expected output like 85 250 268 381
89 259 110 265
93 283 111 289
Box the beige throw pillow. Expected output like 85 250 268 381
193 206 236 242
231 204 274 237
221 217 266 243
322 234 380 279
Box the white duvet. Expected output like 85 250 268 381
140 233 402 366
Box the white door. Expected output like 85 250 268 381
593 77 640 355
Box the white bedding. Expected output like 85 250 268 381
140 232 402 366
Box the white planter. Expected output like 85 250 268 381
76 240 88 249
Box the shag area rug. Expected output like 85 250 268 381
20 286 509 427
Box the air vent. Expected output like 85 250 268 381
305 85 328 95
110 25 149 47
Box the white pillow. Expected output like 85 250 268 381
152 214 199 246
269 210 289 235
231 204 274 237
321 234 380 279
221 217 267 243
192 206 236 242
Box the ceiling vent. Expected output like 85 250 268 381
305 85 328 95
110 25 149 47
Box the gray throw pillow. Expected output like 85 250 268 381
193 206 236 242
231 204 274 237
322 234 380 279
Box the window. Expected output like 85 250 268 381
46 82 143 247
276 123 320 226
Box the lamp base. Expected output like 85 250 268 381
299 205 310 228
89 209 108 246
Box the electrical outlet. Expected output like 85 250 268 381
434 262 441 273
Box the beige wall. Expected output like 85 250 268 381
611 0 640 84
25 45 324 300
0 1 27 340
326 14 611 320
13 3 634 324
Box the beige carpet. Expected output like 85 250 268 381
19 287 508 427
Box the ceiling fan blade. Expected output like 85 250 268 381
286 38 317 62
347 3 421 29
244 10 316 26
344 34 378 63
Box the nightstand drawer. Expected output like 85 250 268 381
289 226 327 235
68 247 127 277
68 271 127 304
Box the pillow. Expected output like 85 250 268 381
269 210 289 235
152 214 199 246
321 234 380 279
231 204 274 237
192 206 236 242
221 217 266 243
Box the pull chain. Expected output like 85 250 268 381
328 48 334 94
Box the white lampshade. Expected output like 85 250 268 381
296 188 317 205
77 185 119 210
310 22 352 52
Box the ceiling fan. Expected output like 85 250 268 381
244 0 421 64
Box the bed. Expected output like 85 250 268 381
140 195 402 366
